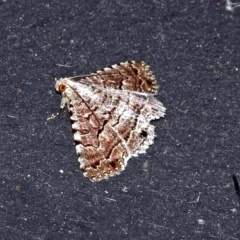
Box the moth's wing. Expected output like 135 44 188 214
67 82 165 182
69 87 129 182
80 61 159 94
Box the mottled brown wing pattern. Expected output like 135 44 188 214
53 61 166 182
80 61 158 94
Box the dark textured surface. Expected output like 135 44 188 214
1 0 240 239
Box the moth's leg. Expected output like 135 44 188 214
47 108 63 121
47 95 69 121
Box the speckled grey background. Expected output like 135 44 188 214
1 0 240 239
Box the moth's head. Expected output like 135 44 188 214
55 78 69 93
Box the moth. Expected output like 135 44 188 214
49 61 166 182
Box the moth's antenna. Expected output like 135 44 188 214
69 74 95 79
69 72 121 80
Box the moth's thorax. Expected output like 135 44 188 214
55 78 74 93
56 77 88 92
